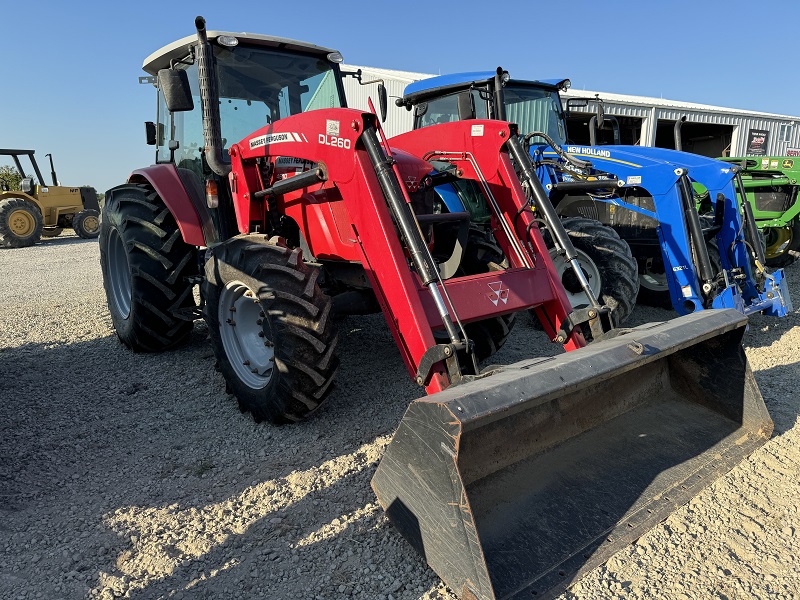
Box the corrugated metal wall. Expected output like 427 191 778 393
348 66 800 156
342 65 428 138
565 96 800 156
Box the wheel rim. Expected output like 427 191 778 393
640 257 669 292
107 228 132 319
548 248 601 308
9 209 35 237
82 215 100 233
764 226 792 260
218 281 275 390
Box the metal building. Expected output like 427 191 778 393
341 64 431 138
344 64 800 158
560 89 800 158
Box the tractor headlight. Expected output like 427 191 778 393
217 35 239 47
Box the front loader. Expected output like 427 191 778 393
718 155 800 267
396 71 792 318
99 18 773 600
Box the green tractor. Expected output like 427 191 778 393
0 149 101 248
718 155 800 267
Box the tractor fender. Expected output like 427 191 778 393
127 164 213 247
0 191 44 215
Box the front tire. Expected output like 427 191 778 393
547 217 639 325
73 209 101 239
764 220 800 268
203 235 339 424
99 184 197 352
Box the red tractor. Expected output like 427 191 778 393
99 17 772 600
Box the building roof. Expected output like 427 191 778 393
344 65 800 123
561 88 799 121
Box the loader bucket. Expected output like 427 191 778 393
372 309 771 600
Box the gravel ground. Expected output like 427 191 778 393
1 233 798 600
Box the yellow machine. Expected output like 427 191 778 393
0 149 100 248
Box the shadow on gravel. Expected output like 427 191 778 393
751 362 800 435
0 314 434 598
1 302 794 599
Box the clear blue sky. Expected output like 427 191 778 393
2 0 798 194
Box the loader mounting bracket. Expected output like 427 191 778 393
415 341 471 387
555 306 617 343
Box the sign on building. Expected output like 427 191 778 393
746 129 769 156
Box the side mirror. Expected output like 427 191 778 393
596 101 605 130
378 83 388 123
565 98 588 118
158 68 194 112
145 121 157 146
457 92 476 120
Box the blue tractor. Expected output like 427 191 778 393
396 70 792 318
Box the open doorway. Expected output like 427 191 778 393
565 113 643 146
655 119 734 157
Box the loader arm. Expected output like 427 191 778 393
229 110 585 394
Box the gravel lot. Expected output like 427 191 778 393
1 233 798 600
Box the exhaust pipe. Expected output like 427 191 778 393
195 16 231 177
674 115 687 151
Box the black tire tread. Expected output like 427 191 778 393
73 208 101 239
558 217 640 325
99 184 196 352
203 235 338 424
0 197 43 248
764 220 800 268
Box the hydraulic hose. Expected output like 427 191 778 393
506 135 602 309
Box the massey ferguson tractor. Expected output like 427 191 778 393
99 18 774 600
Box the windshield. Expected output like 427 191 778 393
215 44 344 144
158 43 344 166
503 85 566 146
414 90 488 128
412 84 566 145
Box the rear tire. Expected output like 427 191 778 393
99 184 197 352
203 235 339 424
0 198 43 248
763 220 800 268
546 217 639 325
73 209 101 239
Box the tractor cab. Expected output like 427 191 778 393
142 31 349 176
400 71 569 145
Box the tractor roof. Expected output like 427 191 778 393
142 31 339 75
0 149 35 156
401 72 567 107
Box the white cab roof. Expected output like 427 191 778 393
142 31 338 75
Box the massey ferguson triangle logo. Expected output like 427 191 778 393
405 176 419 192
487 282 509 306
